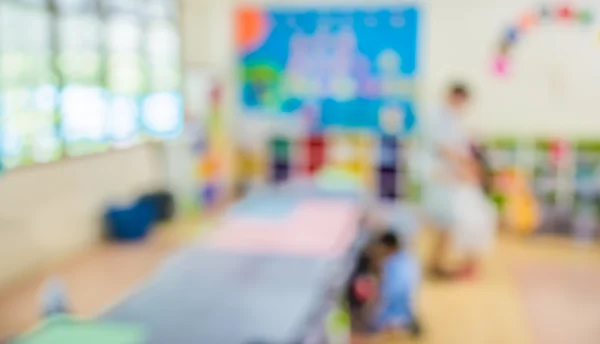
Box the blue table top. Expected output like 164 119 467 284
101 250 334 344
100 234 367 344
100 188 368 344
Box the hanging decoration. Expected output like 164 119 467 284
518 11 538 31
492 55 510 76
492 4 595 78
557 5 574 21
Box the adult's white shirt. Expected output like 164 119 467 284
421 107 471 186
419 107 472 228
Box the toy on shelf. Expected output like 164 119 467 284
328 134 355 175
378 135 404 201
484 137 600 241
347 133 374 186
237 130 409 202
327 132 373 183
235 145 266 189
315 165 363 193
269 136 293 183
304 134 326 174
494 168 540 235
573 202 598 244
196 151 221 207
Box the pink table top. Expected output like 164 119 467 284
203 199 361 257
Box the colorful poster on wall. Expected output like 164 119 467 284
237 7 420 136
0 0 61 169
141 0 183 139
57 0 109 157
104 0 144 148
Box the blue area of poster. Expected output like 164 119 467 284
239 7 420 136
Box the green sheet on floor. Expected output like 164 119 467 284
14 316 146 344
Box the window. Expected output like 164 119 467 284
105 0 144 147
57 0 108 156
0 0 183 170
141 0 182 139
0 0 61 168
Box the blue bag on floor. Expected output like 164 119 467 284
137 191 175 223
105 199 156 241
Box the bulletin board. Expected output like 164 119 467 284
237 7 421 136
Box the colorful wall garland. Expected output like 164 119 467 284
492 4 595 76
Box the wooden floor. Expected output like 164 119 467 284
1 217 599 343
0 216 205 340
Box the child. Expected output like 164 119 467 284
347 237 380 333
347 232 421 337
374 232 421 336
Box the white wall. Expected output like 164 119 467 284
182 0 600 139
425 0 600 138
3 0 594 288
0 146 164 288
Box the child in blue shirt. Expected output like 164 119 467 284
375 232 422 336
347 231 422 337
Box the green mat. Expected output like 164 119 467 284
14 316 146 344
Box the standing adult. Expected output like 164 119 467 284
422 83 494 278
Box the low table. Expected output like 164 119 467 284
100 191 367 343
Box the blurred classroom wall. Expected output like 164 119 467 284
183 0 600 138
424 0 600 138
0 146 163 287
1 0 599 288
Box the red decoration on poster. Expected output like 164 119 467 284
236 7 270 53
